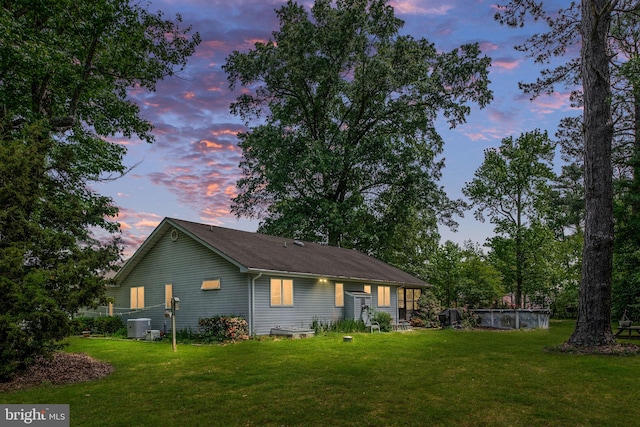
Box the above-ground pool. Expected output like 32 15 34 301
473 309 550 330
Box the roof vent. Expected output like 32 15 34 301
294 240 305 247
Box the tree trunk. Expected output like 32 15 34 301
568 0 616 346
515 191 523 308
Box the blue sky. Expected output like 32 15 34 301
96 0 578 256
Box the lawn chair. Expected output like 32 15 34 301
362 306 380 333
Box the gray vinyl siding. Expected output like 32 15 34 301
108 228 402 336
343 283 398 322
108 229 248 332
251 278 400 335
252 276 344 335
372 284 398 320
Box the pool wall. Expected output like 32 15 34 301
472 309 550 330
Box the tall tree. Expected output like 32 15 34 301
611 12 640 320
496 0 626 346
428 241 464 307
573 0 616 346
457 241 503 309
223 0 492 255
463 130 555 307
0 0 200 380
487 223 556 307
525 4 640 323
428 240 503 309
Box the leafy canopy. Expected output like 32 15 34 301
496 0 622 346
464 130 556 307
0 0 200 380
463 130 555 232
428 241 503 309
224 0 492 256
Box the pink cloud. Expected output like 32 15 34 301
479 42 498 52
391 1 454 15
206 182 222 196
146 132 240 222
487 108 516 124
530 92 577 115
135 219 162 228
198 39 228 55
119 221 132 230
200 207 231 224
244 37 269 47
492 58 522 71
211 129 238 137
224 185 237 197
113 210 165 257
461 123 512 143
464 132 491 142
105 135 141 147
200 139 224 149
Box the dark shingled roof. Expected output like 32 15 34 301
117 217 427 287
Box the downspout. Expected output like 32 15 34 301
250 273 263 335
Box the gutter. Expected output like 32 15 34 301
243 268 426 288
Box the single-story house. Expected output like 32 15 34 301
108 217 428 335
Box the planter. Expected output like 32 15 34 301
82 330 91 338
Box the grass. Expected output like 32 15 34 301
2 320 640 426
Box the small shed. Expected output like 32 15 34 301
344 291 372 321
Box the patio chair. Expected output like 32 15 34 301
368 319 380 333
362 307 380 332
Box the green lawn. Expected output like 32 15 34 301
2 321 639 426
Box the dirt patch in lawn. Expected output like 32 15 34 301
0 352 114 393
547 342 640 356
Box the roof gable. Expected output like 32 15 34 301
116 217 427 287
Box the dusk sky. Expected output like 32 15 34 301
97 0 578 257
